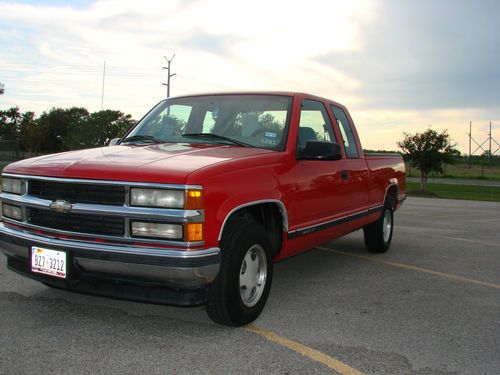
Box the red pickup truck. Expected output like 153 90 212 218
0 92 405 326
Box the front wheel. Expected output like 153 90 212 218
206 219 273 326
363 205 394 253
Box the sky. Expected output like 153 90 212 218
1 0 499 153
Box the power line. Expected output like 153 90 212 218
0 61 162 71
0 62 164 78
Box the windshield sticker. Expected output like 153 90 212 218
265 132 277 138
261 138 277 145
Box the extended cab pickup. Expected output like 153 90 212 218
0 92 405 326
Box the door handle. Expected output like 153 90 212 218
340 169 349 180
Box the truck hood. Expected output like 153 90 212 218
4 143 275 184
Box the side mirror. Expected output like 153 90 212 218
108 138 120 146
299 141 342 161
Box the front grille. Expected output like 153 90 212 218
28 208 125 236
29 180 126 206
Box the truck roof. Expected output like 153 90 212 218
167 91 346 108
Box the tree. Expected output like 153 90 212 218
0 107 22 141
36 107 89 153
0 83 5 95
5 105 136 154
19 111 41 153
398 129 459 191
258 113 284 132
63 110 135 150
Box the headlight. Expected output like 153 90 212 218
131 222 183 240
130 188 184 208
2 178 23 195
130 188 203 209
2 203 22 221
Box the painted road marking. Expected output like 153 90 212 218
246 324 366 375
318 247 500 290
397 226 500 247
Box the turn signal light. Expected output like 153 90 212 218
186 190 204 210
185 223 203 241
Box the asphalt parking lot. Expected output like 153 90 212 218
0 197 499 375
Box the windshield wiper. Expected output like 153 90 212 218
120 135 164 144
182 133 253 148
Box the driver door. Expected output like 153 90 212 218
289 99 349 228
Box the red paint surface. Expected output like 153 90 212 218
5 92 405 260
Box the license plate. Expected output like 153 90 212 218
31 247 67 279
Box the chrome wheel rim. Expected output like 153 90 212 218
382 209 392 243
239 244 267 308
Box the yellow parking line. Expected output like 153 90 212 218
397 226 500 247
318 247 500 290
246 324 366 375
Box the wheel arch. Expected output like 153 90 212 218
384 181 399 209
218 200 288 256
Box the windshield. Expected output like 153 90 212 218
123 94 292 150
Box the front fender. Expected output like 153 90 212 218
200 168 287 247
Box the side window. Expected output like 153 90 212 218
298 100 336 148
331 106 359 158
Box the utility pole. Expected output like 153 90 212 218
101 61 106 110
162 54 176 98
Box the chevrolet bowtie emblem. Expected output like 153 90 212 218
49 200 73 213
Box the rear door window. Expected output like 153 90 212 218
331 106 359 158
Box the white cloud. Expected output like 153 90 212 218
0 0 498 153
1 0 372 112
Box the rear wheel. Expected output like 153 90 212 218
206 219 273 326
363 204 394 253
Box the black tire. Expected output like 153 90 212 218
206 219 273 327
363 204 394 253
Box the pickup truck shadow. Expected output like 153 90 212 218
272 235 367 293
31 232 370 326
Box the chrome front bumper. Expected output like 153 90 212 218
0 223 220 304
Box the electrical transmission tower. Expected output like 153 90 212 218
467 121 498 166
162 55 176 98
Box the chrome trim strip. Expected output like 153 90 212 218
0 223 218 259
288 205 383 239
1 218 204 247
0 192 204 222
2 173 203 191
217 199 289 241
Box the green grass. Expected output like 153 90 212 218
406 181 500 202
406 163 500 180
